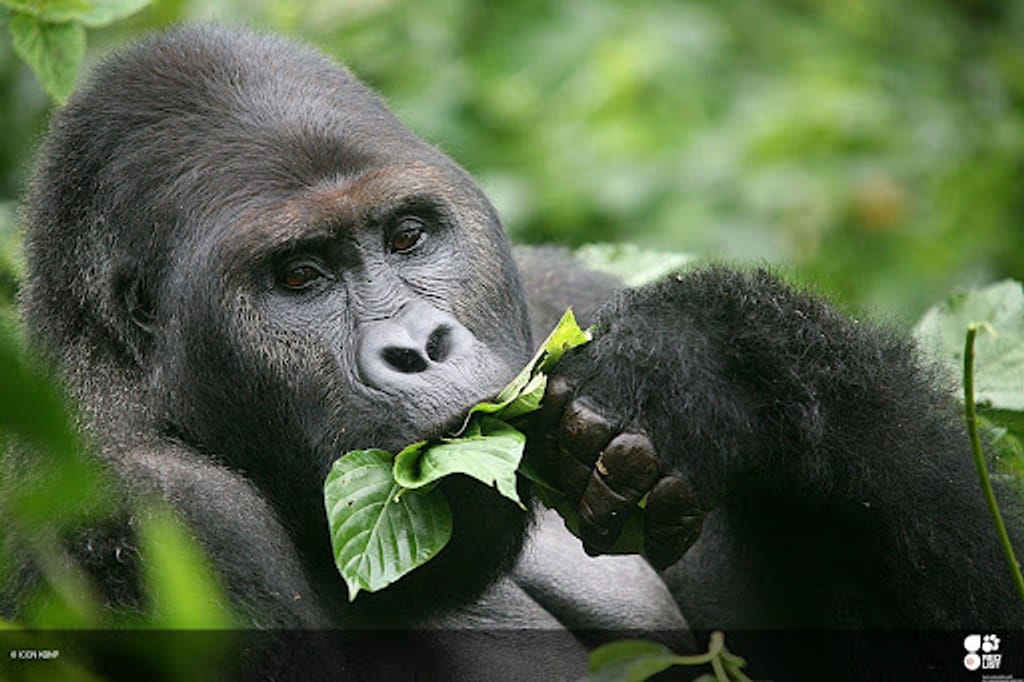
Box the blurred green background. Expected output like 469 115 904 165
2 0 1024 323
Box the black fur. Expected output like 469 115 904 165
5 24 1021 680
558 268 1022 629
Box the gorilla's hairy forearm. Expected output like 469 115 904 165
551 266 1024 628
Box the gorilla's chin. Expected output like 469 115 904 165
346 475 533 624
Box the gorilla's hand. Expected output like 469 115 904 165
523 269 778 569
533 375 707 569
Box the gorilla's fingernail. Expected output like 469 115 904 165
558 400 614 464
582 469 631 521
577 470 634 552
578 499 612 547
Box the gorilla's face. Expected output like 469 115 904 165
23 27 536 613
163 160 530 465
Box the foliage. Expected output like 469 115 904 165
0 315 235 677
0 202 22 306
962 323 1024 607
914 280 1024 486
915 280 1024 412
586 632 750 682
575 242 696 288
0 0 150 103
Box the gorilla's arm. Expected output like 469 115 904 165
512 246 622 342
119 443 334 628
537 265 1023 629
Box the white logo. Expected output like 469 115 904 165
964 633 1003 672
983 634 1001 653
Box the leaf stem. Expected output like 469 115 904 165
963 323 1024 606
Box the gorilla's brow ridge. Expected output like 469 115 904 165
216 161 464 277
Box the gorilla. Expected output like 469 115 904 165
4 24 1021 680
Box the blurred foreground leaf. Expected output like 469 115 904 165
139 509 234 628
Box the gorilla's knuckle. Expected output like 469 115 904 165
598 432 660 497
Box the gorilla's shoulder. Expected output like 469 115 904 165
512 246 622 341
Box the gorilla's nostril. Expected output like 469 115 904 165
381 346 429 373
426 325 452 363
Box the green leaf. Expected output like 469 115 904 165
914 280 1024 412
0 0 151 26
0 317 80 459
8 13 85 104
535 308 592 373
70 0 150 27
466 308 591 421
0 0 92 23
587 640 679 682
982 408 1024 444
0 202 26 286
394 416 526 508
575 242 697 287
978 415 1024 497
324 449 452 600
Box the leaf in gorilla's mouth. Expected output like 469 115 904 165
323 310 591 601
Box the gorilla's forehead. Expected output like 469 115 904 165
91 26 458 209
214 160 494 271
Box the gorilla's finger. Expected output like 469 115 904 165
556 456 590 503
557 399 614 466
537 374 572 431
643 476 705 570
581 432 659 548
576 433 659 553
578 471 631 555
597 432 660 500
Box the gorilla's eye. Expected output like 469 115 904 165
279 263 326 290
389 217 426 253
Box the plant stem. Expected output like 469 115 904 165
963 324 1024 606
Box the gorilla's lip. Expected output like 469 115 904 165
323 387 507 464
417 388 505 442
379 383 510 453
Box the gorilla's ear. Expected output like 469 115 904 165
109 272 159 367
126 278 157 334
116 273 158 337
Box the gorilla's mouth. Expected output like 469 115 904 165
347 370 516 456
418 405 478 443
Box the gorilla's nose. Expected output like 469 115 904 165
357 304 474 390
